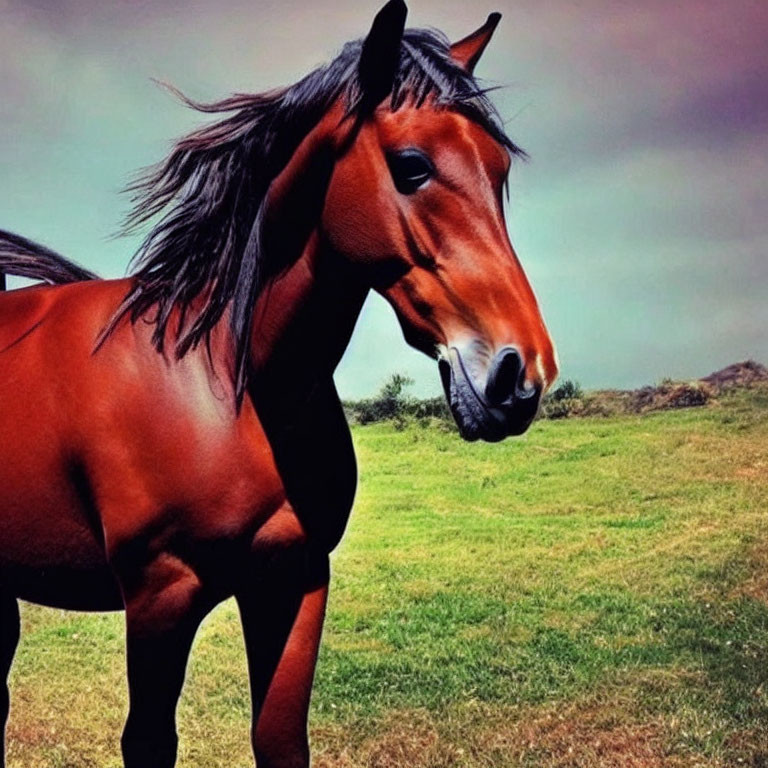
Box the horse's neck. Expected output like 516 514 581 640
247 232 368 420
243 103 366 421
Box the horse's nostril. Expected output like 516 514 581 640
485 347 524 406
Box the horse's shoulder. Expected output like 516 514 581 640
258 380 357 551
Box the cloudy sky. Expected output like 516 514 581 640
1 0 766 397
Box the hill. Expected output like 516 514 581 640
542 359 768 419
701 359 768 390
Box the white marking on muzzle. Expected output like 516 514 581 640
535 353 547 392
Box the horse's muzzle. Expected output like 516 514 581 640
439 346 542 442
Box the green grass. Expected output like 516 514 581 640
8 385 768 767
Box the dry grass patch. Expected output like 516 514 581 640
312 711 444 768
309 692 722 768
731 539 768 605
499 705 696 768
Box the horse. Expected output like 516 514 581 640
0 2 558 766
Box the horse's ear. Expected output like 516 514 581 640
358 0 407 108
450 12 501 74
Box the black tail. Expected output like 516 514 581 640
0 229 99 290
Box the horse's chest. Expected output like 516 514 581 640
97 389 357 583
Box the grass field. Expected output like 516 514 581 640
7 384 768 767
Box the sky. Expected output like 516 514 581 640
1 0 766 398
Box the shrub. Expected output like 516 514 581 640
549 379 583 402
347 373 415 425
540 379 584 419
346 376 455 427
630 380 714 413
409 396 452 421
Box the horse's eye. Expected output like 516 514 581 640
386 149 435 195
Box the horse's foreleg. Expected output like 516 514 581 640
0 594 19 768
117 556 207 768
237 556 329 768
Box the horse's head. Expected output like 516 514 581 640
322 1 558 441
110 0 557 431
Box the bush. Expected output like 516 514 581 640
541 398 577 419
540 379 584 419
631 380 714 412
409 396 452 421
549 379 583 402
347 373 415 425
346 375 455 427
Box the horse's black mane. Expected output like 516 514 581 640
102 27 525 407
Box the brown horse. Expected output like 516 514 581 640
0 2 557 766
